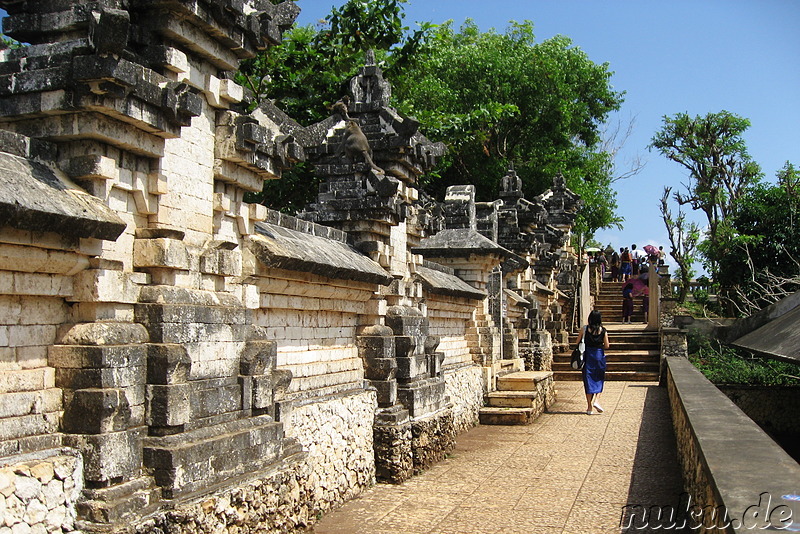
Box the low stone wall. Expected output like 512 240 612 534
286 389 377 514
444 364 483 434
665 357 800 532
411 409 455 474
0 449 83 534
131 452 314 534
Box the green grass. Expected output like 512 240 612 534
687 331 800 386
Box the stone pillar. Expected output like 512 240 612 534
647 263 660 331
385 307 453 472
357 325 412 483
661 329 688 359
50 320 158 524
442 185 477 230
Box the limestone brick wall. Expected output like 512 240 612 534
0 449 83 534
72 147 158 271
426 295 474 369
0 232 80 457
157 103 215 242
252 272 378 398
287 390 377 514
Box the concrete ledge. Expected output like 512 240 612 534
665 357 800 532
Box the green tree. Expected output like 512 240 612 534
237 0 426 123
649 111 763 279
391 20 625 237
660 187 701 304
239 4 626 234
714 162 800 313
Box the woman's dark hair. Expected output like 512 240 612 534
588 310 603 327
624 283 634 290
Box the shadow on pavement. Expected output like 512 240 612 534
619 384 689 533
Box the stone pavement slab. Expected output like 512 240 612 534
312 381 685 534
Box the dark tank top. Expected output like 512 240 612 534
585 326 606 348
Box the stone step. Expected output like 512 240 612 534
554 353 660 363
496 370 552 391
486 390 538 408
567 333 658 343
552 361 660 372
554 370 660 382
478 406 535 425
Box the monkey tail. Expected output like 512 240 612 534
364 152 384 174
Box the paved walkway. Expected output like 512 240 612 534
313 381 684 534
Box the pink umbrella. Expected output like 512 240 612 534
643 244 658 257
628 277 648 296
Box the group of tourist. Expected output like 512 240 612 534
587 243 666 283
575 243 667 415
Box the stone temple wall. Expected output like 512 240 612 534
0 1 581 531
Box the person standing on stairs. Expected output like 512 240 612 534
622 282 634 323
620 247 632 281
576 310 610 415
609 247 620 282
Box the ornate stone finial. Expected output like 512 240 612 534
501 169 522 194
553 173 566 190
349 51 391 107
443 185 477 230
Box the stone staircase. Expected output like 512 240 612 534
554 281 660 381
467 312 499 367
593 279 646 323
479 371 554 425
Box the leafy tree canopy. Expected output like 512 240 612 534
714 162 800 307
238 2 626 237
391 20 624 237
650 111 763 279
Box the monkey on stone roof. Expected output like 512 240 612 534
327 95 351 121
337 120 384 175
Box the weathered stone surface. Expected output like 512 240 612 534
249 223 393 285
49 344 146 370
146 384 190 428
0 148 126 241
131 451 312 534
146 344 191 385
63 429 143 484
142 416 287 499
0 450 83 534
240 340 277 376
56 323 148 346
415 264 485 300
62 388 131 434
411 409 456 473
373 417 412 484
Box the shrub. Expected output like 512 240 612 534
687 330 800 386
692 288 710 307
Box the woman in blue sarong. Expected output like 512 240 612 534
576 310 610 415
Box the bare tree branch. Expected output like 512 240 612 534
602 114 646 182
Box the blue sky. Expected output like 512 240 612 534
3 2 799 270
295 0 800 269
